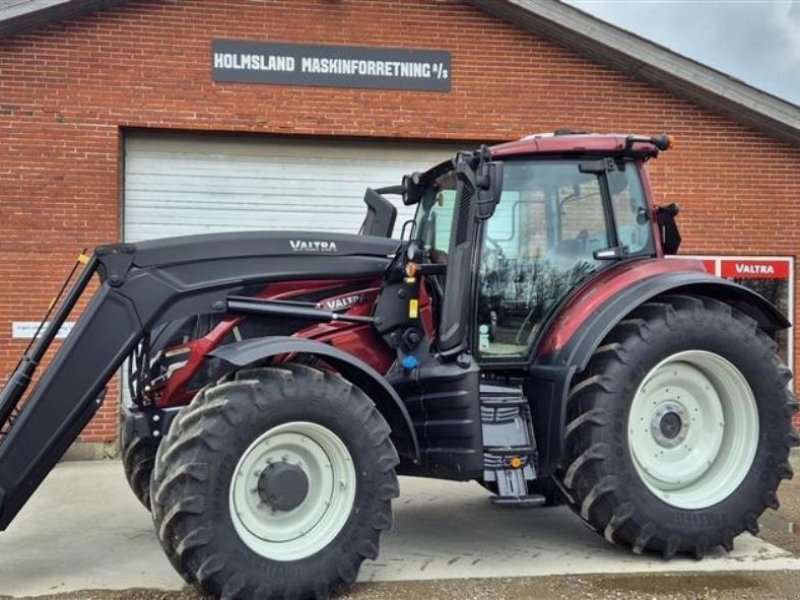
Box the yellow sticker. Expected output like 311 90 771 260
409 298 419 319
77 253 90 264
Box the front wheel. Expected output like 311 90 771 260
119 404 158 511
151 363 399 599
560 295 799 559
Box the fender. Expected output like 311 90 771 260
209 336 419 461
531 268 791 475
540 270 790 371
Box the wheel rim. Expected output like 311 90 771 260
229 421 356 561
627 350 759 509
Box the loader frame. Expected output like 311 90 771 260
0 231 418 530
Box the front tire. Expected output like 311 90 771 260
559 295 799 558
119 404 158 511
151 363 399 599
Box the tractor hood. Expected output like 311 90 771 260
126 231 400 268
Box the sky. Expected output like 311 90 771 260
566 0 800 106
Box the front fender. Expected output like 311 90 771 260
209 336 419 461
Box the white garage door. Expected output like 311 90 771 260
123 133 461 243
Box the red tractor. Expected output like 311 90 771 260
0 132 796 599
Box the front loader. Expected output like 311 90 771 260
0 132 797 599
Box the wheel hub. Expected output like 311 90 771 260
257 462 309 512
229 422 356 561
650 401 687 448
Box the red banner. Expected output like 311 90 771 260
721 259 791 280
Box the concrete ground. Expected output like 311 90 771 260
0 454 799 599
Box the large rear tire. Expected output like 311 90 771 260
151 363 399 599
559 295 799 558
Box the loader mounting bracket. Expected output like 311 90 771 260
95 244 136 286
123 404 181 442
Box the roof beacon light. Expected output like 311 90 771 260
652 134 674 151
624 133 673 152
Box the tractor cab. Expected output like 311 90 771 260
402 133 670 363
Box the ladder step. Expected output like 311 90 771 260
484 445 536 456
491 494 546 508
480 397 527 408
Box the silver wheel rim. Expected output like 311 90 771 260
229 421 356 561
628 350 759 509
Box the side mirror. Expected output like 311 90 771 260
657 203 682 255
476 161 503 220
593 246 628 260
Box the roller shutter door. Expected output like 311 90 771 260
123 132 460 242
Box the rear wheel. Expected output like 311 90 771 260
559 295 799 558
151 363 399 599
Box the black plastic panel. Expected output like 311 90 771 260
392 359 482 479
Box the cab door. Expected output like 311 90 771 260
475 159 655 365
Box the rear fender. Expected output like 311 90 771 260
209 336 419 461
542 272 790 371
532 269 791 474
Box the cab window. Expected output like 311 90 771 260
477 159 653 360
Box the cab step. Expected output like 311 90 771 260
480 384 542 505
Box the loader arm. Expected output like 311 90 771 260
0 231 395 530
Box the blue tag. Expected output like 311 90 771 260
401 355 419 369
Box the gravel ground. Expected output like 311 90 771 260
3 452 799 600
3 571 800 600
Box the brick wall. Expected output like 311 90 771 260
1 0 798 442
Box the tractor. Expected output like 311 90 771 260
0 132 797 599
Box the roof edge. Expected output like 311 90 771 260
0 1 129 40
467 0 800 147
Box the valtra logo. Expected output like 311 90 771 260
734 263 774 275
720 259 790 280
289 240 338 252
316 294 366 312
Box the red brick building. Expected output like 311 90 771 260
1 0 799 449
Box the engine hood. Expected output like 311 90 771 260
127 231 401 268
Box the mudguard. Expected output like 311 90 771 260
209 336 419 461
531 269 791 474
541 270 790 371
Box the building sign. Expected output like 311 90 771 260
11 321 74 340
212 40 451 92
679 255 794 368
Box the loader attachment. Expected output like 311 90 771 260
0 253 144 529
0 231 396 530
